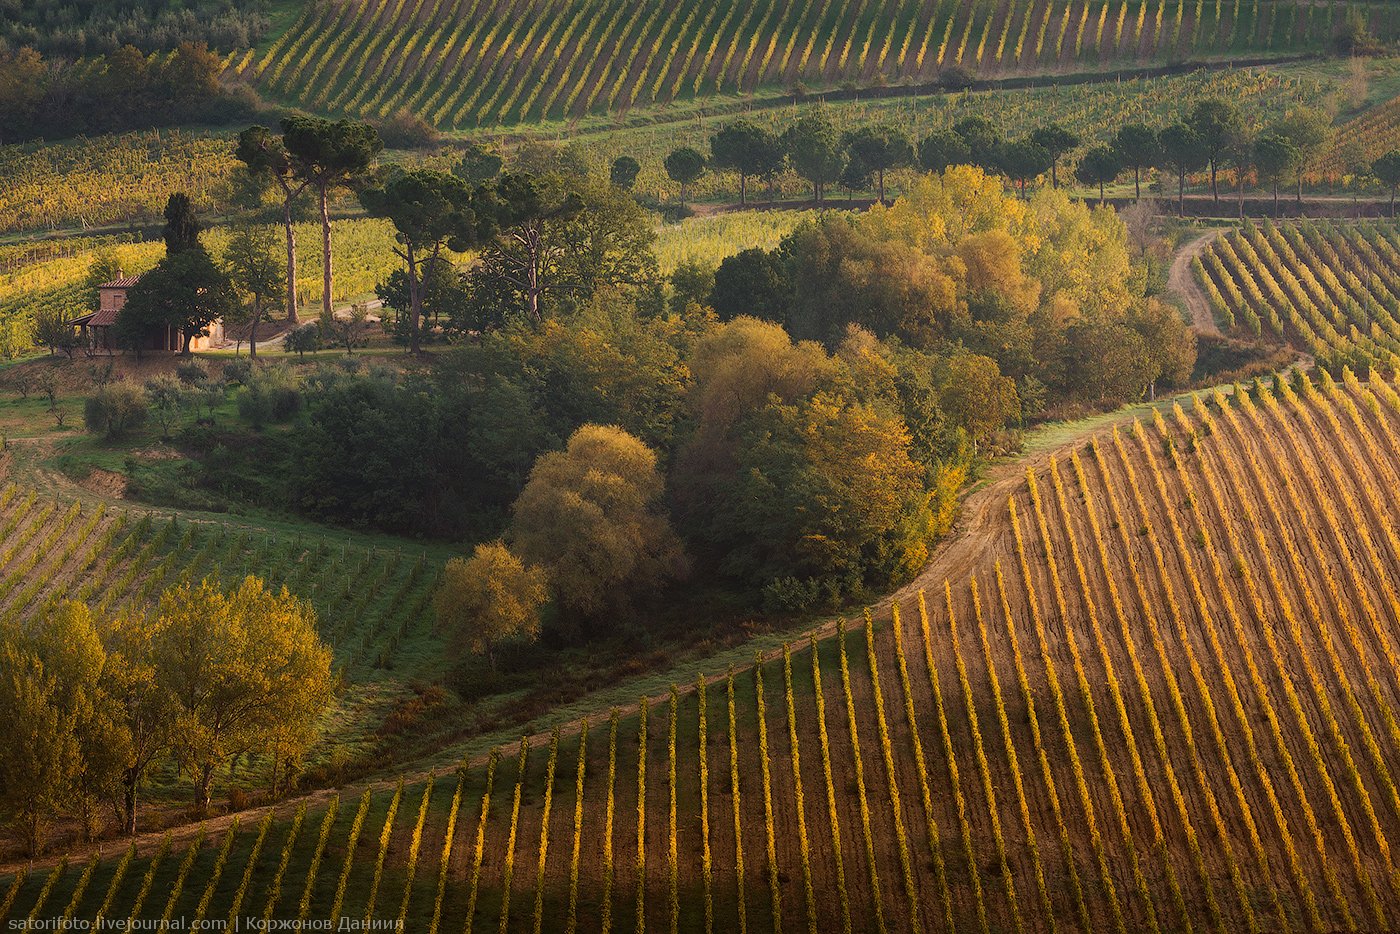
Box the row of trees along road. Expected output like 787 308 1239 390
0 576 333 855
653 99 1362 214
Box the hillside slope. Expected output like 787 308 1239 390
232 0 1393 129
8 370 1400 931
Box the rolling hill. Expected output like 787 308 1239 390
7 368 1400 931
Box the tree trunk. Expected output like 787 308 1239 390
524 223 543 326
196 764 213 815
1238 170 1246 219
1134 165 1141 200
1098 180 1105 204
122 770 138 835
1391 188 1396 217
1051 158 1059 188
877 168 886 205
1273 181 1280 215
319 183 333 320
1178 170 1185 215
407 243 422 356
282 195 298 323
1296 175 1303 209
1211 160 1219 203
249 300 260 358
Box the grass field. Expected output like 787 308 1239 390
9 371 1400 930
233 0 1399 129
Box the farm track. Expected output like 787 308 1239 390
10 378 1400 930
1169 227 1224 335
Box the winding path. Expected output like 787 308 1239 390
1168 227 1225 335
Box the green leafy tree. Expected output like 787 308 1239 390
1274 107 1332 206
952 116 1003 171
144 374 190 438
452 141 503 184
360 169 486 354
782 112 845 203
1227 128 1255 218
1157 123 1208 215
284 322 322 357
378 257 469 345
663 147 706 206
162 192 200 255
710 247 790 324
470 173 652 327
1372 150 1400 216
999 138 1053 199
149 577 333 813
509 425 686 624
280 114 382 318
1075 145 1122 203
34 308 77 357
840 152 873 195
917 129 971 174
1112 123 1160 199
609 155 641 190
222 223 285 358
1189 98 1240 203
236 124 311 322
1029 124 1079 188
434 541 549 668
0 639 80 854
1061 319 1154 404
117 246 237 355
841 125 912 203
939 352 1019 451
1128 297 1196 400
83 381 147 438
1254 132 1300 215
710 120 784 204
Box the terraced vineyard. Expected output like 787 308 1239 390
1194 218 1400 370
10 372 1400 931
0 482 449 768
235 0 1396 128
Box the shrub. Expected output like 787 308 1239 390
236 366 302 426
84 382 148 438
376 109 440 150
222 359 253 385
284 324 322 358
176 360 208 386
939 65 976 90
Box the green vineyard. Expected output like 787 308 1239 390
0 483 450 773
235 0 1398 128
1194 219 1400 371
10 373 1400 931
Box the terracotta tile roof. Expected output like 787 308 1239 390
99 274 142 288
89 308 119 326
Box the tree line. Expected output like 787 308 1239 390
639 98 1394 215
0 0 268 58
0 42 256 143
0 574 332 855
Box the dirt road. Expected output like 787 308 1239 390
1169 227 1224 335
